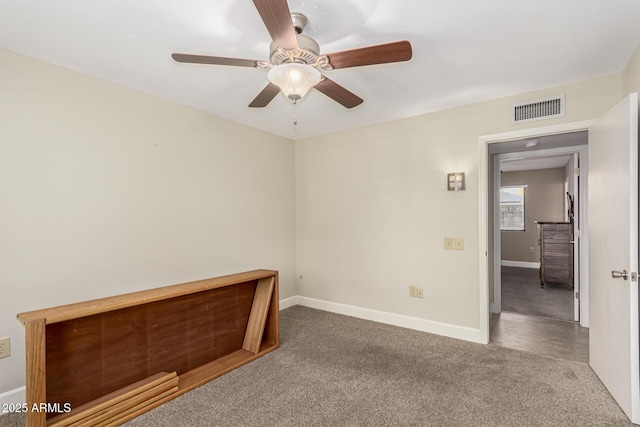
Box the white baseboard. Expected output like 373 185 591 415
501 260 540 269
279 296 299 310
0 386 26 414
293 296 485 344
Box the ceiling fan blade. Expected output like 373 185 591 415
252 0 299 50
249 82 281 108
172 53 259 68
314 77 363 109
326 40 412 69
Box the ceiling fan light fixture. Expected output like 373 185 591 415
268 63 321 101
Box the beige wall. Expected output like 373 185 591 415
296 74 622 332
500 168 566 263
0 48 296 394
622 44 640 97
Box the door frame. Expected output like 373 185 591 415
491 145 587 322
478 120 595 343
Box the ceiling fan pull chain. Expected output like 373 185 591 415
292 98 298 126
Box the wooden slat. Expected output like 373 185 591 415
103 346 280 420
178 349 253 389
242 277 275 354
179 348 278 392
263 271 280 347
47 372 177 427
71 378 178 427
92 387 178 427
25 319 46 427
17 269 276 325
104 348 277 426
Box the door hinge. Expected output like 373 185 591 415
632 272 638 282
575 291 580 299
574 168 580 176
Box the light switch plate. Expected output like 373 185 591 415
454 238 464 251
444 237 454 250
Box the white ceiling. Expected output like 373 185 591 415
1 1 639 141
501 154 572 172
493 131 587 172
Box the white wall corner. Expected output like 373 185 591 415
294 296 486 344
279 296 300 310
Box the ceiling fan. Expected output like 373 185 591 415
171 0 412 110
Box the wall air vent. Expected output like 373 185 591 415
512 95 565 124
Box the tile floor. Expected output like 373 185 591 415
489 311 589 363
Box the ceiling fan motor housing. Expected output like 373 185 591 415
269 34 320 65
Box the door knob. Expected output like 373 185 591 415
611 270 629 280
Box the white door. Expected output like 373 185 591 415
588 92 639 423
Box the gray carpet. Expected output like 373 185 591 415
1 306 631 426
501 266 574 321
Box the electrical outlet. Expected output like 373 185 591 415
454 238 464 251
0 337 10 359
409 286 423 299
529 247 534 254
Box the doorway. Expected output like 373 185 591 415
487 134 589 362
492 140 585 323
485 131 589 327
476 120 593 358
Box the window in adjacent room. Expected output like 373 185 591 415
500 185 526 231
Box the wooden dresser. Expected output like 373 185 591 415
536 222 573 289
